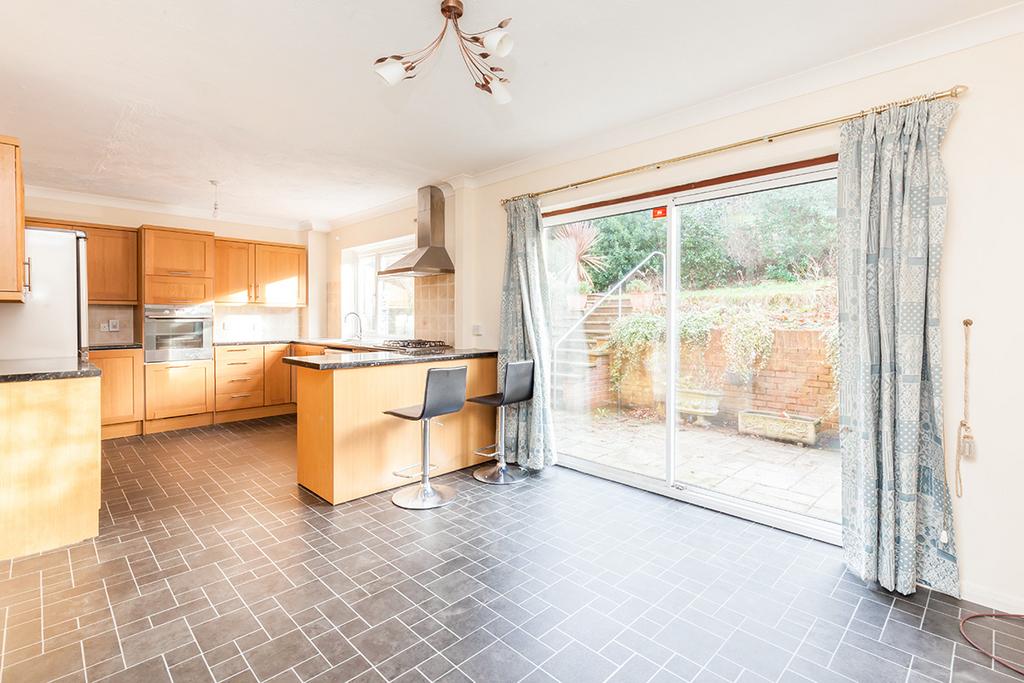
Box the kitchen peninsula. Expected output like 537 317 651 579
284 348 497 504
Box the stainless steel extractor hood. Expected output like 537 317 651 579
378 185 455 278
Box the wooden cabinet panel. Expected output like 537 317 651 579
144 275 214 304
214 240 254 304
216 372 263 395
145 360 214 420
84 227 137 303
90 348 144 424
264 344 292 405
215 390 264 411
255 245 307 307
0 137 25 302
143 228 214 277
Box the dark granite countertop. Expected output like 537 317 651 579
284 349 497 370
214 340 294 347
89 343 143 351
0 357 102 383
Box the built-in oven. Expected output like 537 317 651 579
143 304 213 363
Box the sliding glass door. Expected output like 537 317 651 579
544 164 842 542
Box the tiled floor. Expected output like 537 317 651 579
554 412 841 522
1 416 1021 683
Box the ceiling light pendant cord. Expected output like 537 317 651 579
209 180 220 219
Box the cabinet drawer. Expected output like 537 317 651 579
216 390 264 411
215 345 264 363
216 357 262 379
215 372 263 394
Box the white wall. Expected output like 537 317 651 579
331 33 1024 611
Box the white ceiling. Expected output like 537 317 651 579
0 0 1017 228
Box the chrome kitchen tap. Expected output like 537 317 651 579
344 312 363 340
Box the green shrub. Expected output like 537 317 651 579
605 314 666 390
722 306 774 381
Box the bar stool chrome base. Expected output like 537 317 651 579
473 459 527 485
392 483 456 510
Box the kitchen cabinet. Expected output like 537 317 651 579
143 227 215 277
145 359 214 420
255 244 307 306
0 136 25 303
214 345 264 410
90 348 144 426
83 227 138 303
214 239 255 304
142 226 215 304
264 343 292 405
145 275 215 305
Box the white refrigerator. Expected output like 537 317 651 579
0 228 89 360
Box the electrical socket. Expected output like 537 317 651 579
108 319 120 332
99 323 109 332
472 324 482 336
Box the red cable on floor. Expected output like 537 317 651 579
959 613 1024 676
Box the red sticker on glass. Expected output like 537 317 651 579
652 206 667 219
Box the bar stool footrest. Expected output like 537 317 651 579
474 444 498 459
392 463 439 479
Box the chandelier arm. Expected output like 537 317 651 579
453 20 493 82
454 32 487 84
404 20 450 68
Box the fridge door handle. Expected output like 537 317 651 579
23 257 31 292
77 235 89 356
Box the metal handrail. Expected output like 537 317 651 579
554 251 666 353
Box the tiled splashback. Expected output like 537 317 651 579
88 305 135 345
414 274 455 345
214 305 301 343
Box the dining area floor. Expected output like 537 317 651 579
0 416 1020 683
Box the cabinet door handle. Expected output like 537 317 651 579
228 378 249 383
230 393 252 398
227 361 249 366
166 365 190 369
254 283 260 300
225 348 249 352
167 270 193 275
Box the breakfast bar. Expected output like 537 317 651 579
283 349 497 504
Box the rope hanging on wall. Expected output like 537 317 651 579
955 319 975 497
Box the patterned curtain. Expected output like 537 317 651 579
837 100 959 597
498 197 557 470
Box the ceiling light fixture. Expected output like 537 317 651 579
209 180 220 218
373 0 513 104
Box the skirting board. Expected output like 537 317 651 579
101 421 143 440
143 413 214 435
213 403 295 424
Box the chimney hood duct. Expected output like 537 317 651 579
378 185 455 278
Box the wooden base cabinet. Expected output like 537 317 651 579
0 377 101 560
91 348 144 437
145 360 214 420
0 135 25 303
264 344 292 405
214 345 263 411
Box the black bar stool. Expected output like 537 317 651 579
470 359 534 485
385 365 468 510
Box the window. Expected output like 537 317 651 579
341 237 415 339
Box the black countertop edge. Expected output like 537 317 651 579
215 338 404 351
283 349 497 370
89 343 143 351
0 358 102 383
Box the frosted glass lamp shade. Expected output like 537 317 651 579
481 29 513 57
373 59 407 86
489 80 512 105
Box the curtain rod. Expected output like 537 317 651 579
501 84 968 206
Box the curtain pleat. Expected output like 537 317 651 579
837 100 959 597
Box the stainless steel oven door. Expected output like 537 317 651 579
144 305 213 363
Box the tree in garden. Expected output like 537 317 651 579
587 212 666 291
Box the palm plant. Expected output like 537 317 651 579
553 221 606 288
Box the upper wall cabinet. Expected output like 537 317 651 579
0 136 25 303
255 244 307 307
214 239 307 307
143 226 215 277
141 226 214 305
83 227 138 304
214 239 254 304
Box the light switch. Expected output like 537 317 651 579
108 319 120 332
472 324 482 336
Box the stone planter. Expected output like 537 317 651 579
738 410 820 446
678 388 724 426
